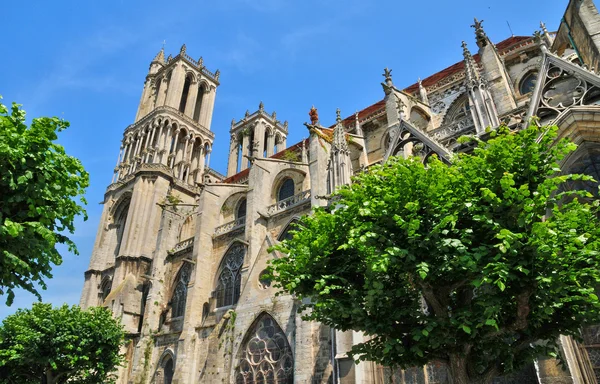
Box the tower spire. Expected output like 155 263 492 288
152 47 165 63
462 41 483 87
328 108 352 193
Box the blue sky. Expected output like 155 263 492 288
0 0 568 318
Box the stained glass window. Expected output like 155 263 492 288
237 198 247 219
277 179 295 202
171 263 191 318
519 72 538 95
216 243 245 307
164 357 174 384
235 314 294 384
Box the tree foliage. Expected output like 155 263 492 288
0 98 89 305
269 124 600 383
0 303 124 384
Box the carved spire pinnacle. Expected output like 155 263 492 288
533 30 548 53
180 44 187 55
471 18 488 48
153 47 165 63
198 56 204 67
539 21 554 48
383 67 393 86
540 21 548 34
231 118 236 128
395 94 406 120
259 101 264 111
462 41 483 87
332 109 348 152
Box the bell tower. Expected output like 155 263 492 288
79 45 220 335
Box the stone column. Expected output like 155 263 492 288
156 78 168 107
266 133 275 157
227 133 240 176
112 145 124 183
196 146 205 183
165 63 186 109
200 87 216 129
184 80 198 118
241 133 250 171
254 121 266 159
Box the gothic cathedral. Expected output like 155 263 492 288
80 1 600 383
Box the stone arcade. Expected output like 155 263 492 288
80 0 600 382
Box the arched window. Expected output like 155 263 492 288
164 357 174 384
179 75 192 113
216 243 245 308
235 313 294 384
171 264 191 318
113 197 131 257
442 93 471 126
236 198 247 220
193 84 205 122
99 277 112 304
277 179 295 202
278 219 299 242
519 72 538 95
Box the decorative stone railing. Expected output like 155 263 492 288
169 237 194 255
215 216 246 236
267 190 311 215
430 115 475 141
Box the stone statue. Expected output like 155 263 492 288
309 106 319 125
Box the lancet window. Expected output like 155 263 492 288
236 198 247 220
235 313 294 384
216 243 245 308
171 263 191 318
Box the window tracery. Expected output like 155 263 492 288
216 243 245 308
277 179 295 202
519 71 538 95
235 314 294 384
171 263 191 318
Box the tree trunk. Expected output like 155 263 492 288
448 353 496 384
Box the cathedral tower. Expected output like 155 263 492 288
79 45 220 336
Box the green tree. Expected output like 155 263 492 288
269 124 600 384
0 98 89 305
0 303 124 384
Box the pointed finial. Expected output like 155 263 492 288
540 21 548 34
259 101 264 111
167 54 173 62
533 30 548 53
309 106 319 125
245 110 250 117
461 41 470 57
153 47 165 63
231 118 236 127
215 69 220 81
471 18 488 48
383 67 393 86
272 111 277 120
198 56 204 67
284 121 288 129
336 108 342 123
395 94 405 119
180 44 187 55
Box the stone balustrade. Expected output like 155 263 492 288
267 190 311 215
215 216 246 236
169 237 194 255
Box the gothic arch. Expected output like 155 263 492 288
99 275 113 305
157 349 176 384
441 92 470 126
110 193 132 257
278 217 300 242
234 312 294 384
214 241 246 308
170 263 191 318
178 215 195 241
271 169 306 203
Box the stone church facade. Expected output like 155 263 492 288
80 0 600 383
